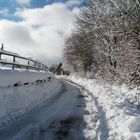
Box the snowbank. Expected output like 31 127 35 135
0 69 52 87
0 70 62 126
67 74 140 140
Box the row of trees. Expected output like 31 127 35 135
64 0 140 85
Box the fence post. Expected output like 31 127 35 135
39 63 41 71
43 65 45 71
36 63 38 71
41 64 43 70
1 43 4 51
27 60 30 70
12 56 15 70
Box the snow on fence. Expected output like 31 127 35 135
0 49 48 71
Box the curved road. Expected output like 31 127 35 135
0 80 87 140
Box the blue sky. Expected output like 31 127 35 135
0 0 83 65
0 0 84 21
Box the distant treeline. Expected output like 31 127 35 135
64 0 140 85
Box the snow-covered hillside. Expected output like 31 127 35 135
0 69 61 127
0 69 52 87
66 74 140 140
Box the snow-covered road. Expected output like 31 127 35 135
1 70 139 140
0 80 88 140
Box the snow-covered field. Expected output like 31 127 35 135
66 74 140 140
0 69 61 127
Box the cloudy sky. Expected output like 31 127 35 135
0 0 83 66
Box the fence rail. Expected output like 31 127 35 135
0 49 48 71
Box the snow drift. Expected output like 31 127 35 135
66 74 140 140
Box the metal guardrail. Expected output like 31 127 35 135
0 49 48 71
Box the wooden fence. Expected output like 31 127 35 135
0 49 48 71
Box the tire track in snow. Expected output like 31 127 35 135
66 80 109 140
36 80 87 140
0 79 87 140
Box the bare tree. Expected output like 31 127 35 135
64 0 140 85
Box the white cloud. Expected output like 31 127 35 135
0 9 10 16
15 2 79 29
16 0 32 5
0 20 36 56
0 2 80 65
